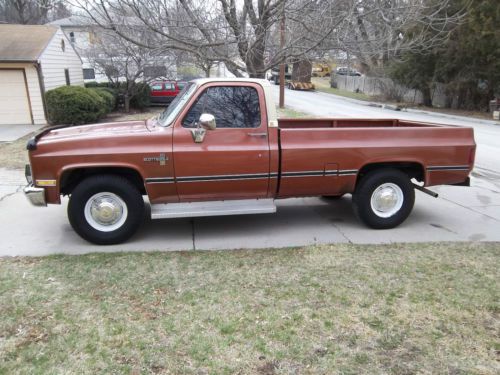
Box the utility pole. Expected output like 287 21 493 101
279 1 285 108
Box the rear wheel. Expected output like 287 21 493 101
352 168 414 229
68 175 144 245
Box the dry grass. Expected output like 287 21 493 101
0 134 33 170
0 242 498 374
312 77 374 102
276 106 310 118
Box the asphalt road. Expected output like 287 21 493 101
1 89 500 256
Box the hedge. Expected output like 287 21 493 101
45 86 107 125
127 82 151 110
89 87 116 113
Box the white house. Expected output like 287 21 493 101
0 24 84 125
48 16 107 82
49 16 178 83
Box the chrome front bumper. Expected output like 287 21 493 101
24 184 46 206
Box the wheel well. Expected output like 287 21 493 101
356 162 425 185
60 167 146 196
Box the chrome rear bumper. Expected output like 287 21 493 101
24 184 46 206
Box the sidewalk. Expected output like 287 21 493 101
0 124 44 143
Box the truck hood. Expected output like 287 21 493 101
41 121 150 142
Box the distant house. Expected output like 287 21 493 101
48 16 106 82
49 16 177 83
0 24 84 125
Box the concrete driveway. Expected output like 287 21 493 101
1 168 500 256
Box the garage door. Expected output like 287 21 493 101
0 70 32 125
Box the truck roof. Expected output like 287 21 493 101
192 77 272 87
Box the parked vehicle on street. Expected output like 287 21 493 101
150 80 187 105
269 65 292 84
335 67 361 76
25 78 475 244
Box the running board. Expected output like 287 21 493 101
150 199 277 219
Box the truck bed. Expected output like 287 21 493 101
276 118 475 198
278 118 439 129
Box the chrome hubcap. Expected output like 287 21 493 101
84 192 128 232
370 183 404 218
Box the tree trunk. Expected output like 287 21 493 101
204 66 211 78
246 34 266 78
124 96 130 113
422 86 433 107
292 60 312 82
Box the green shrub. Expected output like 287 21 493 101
84 81 111 88
45 86 107 125
89 87 116 113
129 82 151 110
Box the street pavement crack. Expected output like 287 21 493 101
0 185 21 203
190 219 196 250
440 196 500 222
331 222 352 244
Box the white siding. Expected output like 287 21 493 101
39 28 84 91
0 63 46 125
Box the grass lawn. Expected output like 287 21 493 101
0 134 31 170
312 77 374 102
0 242 498 374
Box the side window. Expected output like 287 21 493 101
164 83 175 91
182 86 261 128
151 84 163 91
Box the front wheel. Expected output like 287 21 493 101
352 169 415 229
68 175 144 245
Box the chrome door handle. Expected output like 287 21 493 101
247 132 267 137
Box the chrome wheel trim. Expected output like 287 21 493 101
84 192 128 232
370 183 404 218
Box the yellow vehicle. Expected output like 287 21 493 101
312 63 331 77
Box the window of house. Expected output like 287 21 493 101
83 68 95 80
182 86 261 128
69 31 75 44
64 69 70 85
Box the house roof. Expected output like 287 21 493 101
48 16 90 27
0 24 58 62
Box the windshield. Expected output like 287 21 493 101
158 82 197 126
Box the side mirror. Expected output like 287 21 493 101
199 113 216 130
190 113 216 143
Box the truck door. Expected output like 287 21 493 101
172 83 270 201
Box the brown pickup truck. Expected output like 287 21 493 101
24 78 476 244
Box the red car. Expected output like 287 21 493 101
150 80 187 105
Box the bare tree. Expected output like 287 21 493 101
70 0 339 78
0 0 70 24
86 31 176 112
332 0 469 75
70 0 467 78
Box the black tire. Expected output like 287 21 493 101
352 168 414 229
68 175 144 245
